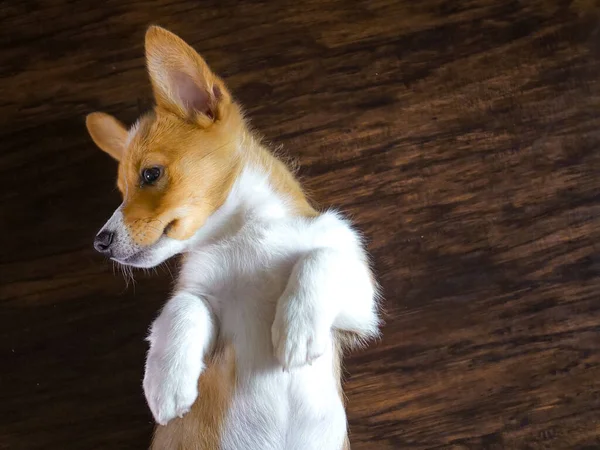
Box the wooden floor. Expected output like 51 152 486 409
2 1 600 449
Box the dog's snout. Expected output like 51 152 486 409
94 230 114 255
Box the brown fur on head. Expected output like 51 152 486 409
87 26 243 250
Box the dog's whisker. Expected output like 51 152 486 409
164 262 174 281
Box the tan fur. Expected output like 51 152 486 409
86 26 346 449
116 109 243 245
86 113 128 160
246 138 318 217
151 344 236 450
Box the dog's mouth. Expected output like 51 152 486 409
110 235 163 267
110 228 186 269
102 214 191 269
113 220 177 265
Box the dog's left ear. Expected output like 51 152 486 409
145 26 231 127
86 112 128 161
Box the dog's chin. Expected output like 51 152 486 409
111 237 185 269
112 250 163 269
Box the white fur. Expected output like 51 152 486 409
104 167 380 449
125 119 141 147
144 292 215 425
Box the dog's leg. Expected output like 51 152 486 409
144 291 217 425
272 248 379 369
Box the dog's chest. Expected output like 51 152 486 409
182 225 306 357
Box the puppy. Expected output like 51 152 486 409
87 26 380 450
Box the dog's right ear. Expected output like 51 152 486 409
144 26 231 127
85 112 128 161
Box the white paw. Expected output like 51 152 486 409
271 299 331 370
143 350 200 425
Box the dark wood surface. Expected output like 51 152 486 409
2 1 600 449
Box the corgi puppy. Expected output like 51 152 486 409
87 26 380 450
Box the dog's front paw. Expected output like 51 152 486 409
271 298 331 370
143 350 201 425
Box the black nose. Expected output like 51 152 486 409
94 230 114 255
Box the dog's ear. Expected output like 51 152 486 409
145 26 231 127
85 112 128 161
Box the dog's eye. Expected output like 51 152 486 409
141 166 163 185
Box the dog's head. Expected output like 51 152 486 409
87 26 242 267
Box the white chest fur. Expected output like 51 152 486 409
144 170 380 449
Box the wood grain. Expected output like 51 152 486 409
1 1 600 449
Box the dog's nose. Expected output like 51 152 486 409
94 230 114 255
